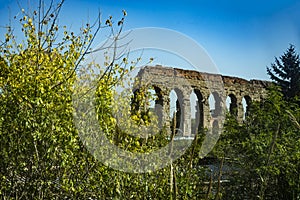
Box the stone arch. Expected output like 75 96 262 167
242 95 252 119
190 88 204 134
209 91 222 118
134 65 270 128
226 93 238 118
169 88 184 135
131 85 163 119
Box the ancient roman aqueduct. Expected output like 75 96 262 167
135 65 271 136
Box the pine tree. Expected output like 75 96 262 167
267 44 300 99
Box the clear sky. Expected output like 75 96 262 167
1 0 300 80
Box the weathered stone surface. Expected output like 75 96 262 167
135 65 271 136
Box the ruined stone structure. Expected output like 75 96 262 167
135 65 271 136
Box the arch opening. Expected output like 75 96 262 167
209 92 221 118
131 85 163 123
226 94 238 118
152 86 163 122
190 88 204 135
169 88 183 135
242 95 252 120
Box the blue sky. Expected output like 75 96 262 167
1 0 300 80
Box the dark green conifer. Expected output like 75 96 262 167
267 44 300 99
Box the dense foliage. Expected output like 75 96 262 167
213 86 300 200
1 1 299 199
0 1 213 199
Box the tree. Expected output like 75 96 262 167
0 0 132 198
213 86 300 199
0 1 216 199
267 44 300 99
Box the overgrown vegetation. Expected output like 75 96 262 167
213 86 300 199
0 1 299 199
